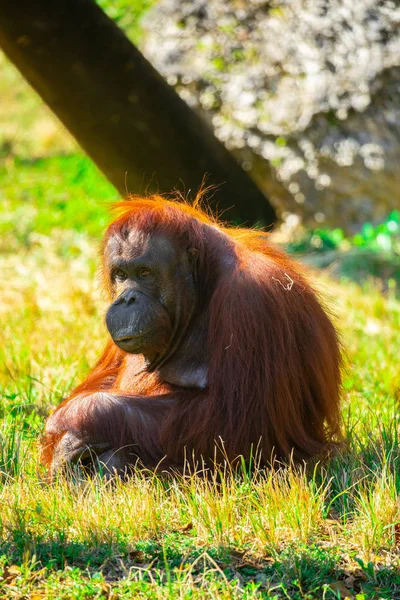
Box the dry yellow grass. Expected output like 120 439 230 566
0 223 399 598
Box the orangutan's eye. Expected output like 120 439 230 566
138 267 152 278
112 268 127 283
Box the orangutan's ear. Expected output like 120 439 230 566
187 247 199 264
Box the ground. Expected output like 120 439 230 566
0 152 399 599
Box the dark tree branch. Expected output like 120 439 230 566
0 0 276 226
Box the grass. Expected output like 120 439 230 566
0 153 399 598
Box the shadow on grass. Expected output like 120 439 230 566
1 531 399 599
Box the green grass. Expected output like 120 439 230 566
0 154 400 598
96 0 157 44
0 154 117 248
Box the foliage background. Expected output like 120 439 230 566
143 0 400 230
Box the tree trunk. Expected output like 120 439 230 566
0 0 276 226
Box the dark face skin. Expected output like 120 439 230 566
105 228 198 367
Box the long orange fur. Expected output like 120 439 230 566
42 196 342 472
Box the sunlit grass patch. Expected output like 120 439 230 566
0 456 399 598
0 154 117 251
1 235 400 597
1 159 400 597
